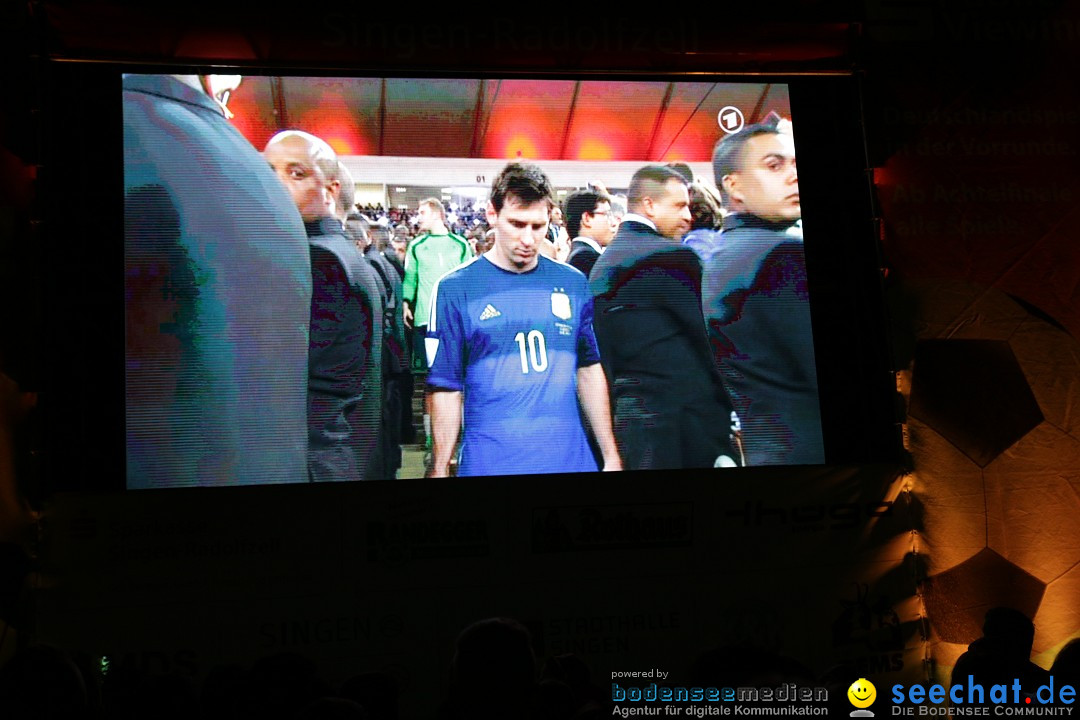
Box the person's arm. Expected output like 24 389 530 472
576 363 622 471
401 239 418 328
307 251 371 481
426 275 465 477
429 389 462 478
657 247 708 340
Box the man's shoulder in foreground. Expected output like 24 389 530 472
591 228 700 291
718 213 802 246
539 254 589 282
123 74 215 113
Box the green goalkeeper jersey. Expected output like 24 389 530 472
402 232 472 327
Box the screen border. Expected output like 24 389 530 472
37 62 900 493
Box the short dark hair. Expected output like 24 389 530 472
627 165 687 212
667 162 694 183
712 120 783 203
344 211 370 246
489 162 555 213
563 189 611 239
689 183 722 231
369 225 391 251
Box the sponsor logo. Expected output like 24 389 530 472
366 519 489 564
532 504 692 553
889 676 1076 716
849 678 877 717
723 500 894 533
551 290 572 320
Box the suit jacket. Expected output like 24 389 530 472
306 218 385 482
703 213 824 466
123 74 311 488
365 246 409 375
567 238 601 277
589 221 737 469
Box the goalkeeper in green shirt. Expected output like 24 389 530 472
403 198 473 371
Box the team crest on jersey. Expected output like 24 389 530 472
550 291 572 320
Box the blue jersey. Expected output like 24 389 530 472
426 256 601 477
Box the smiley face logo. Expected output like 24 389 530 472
847 678 877 709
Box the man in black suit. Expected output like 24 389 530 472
704 119 823 466
346 210 414 477
266 131 384 482
564 188 616 277
589 165 740 470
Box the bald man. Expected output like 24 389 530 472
124 75 311 488
266 131 384 482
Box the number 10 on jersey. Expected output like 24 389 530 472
514 330 548 374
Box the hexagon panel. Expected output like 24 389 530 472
983 423 1080 583
922 547 1045 645
910 339 1044 467
909 280 1032 343
1033 564 1080 656
907 417 990 575
1008 316 1080 437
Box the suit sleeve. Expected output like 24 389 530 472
576 281 601 367
652 247 709 342
309 251 369 395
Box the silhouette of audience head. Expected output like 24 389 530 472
1051 638 1080 689
443 617 537 719
950 606 1049 702
0 644 87 719
982 606 1036 659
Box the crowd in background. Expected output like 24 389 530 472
2 608 1078 719
352 201 489 242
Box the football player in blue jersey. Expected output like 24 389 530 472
425 163 622 478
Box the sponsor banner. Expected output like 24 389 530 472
45 488 345 605
531 502 693 553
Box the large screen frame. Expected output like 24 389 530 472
39 62 899 493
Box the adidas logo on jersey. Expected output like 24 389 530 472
479 304 501 321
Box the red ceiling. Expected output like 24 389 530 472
225 77 790 161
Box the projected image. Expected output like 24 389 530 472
123 74 821 488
